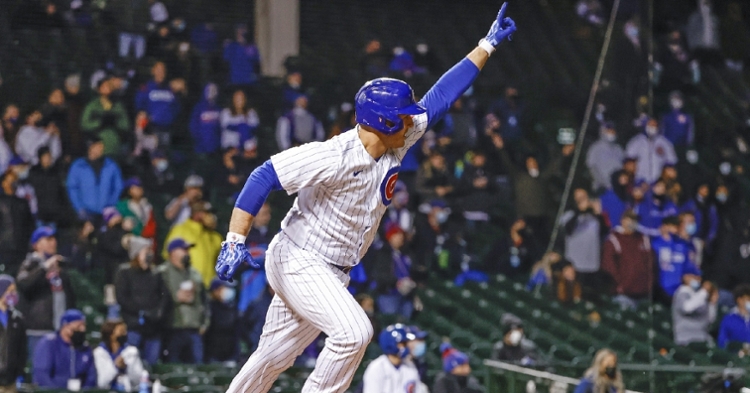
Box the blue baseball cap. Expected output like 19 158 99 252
167 238 193 253
123 177 142 189
406 325 428 340
209 277 236 292
8 155 25 166
60 309 85 328
30 226 56 245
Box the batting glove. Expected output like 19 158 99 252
480 2 517 54
215 241 258 282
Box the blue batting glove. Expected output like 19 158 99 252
483 2 517 46
215 241 258 282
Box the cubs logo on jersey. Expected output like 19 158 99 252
404 381 416 393
380 166 401 206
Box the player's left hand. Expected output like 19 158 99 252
484 2 517 46
215 241 258 282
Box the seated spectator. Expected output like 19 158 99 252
0 171 34 275
115 236 169 366
189 83 222 156
67 136 123 222
134 61 183 147
488 218 539 278
16 227 75 355
15 110 62 165
681 182 718 252
434 343 482 393
97 207 132 285
686 0 722 66
93 320 145 390
413 200 457 276
159 239 210 364
601 169 633 228
405 325 429 385
275 95 324 151
672 276 718 346
602 211 654 310
28 147 69 227
164 175 204 227
204 278 239 364
220 89 259 149
492 314 538 365
81 78 130 156
116 177 156 239
163 203 222 286
457 150 497 226
33 309 96 389
362 325 421 393
242 284 273 356
555 260 583 305
634 179 678 237
223 24 260 88
653 217 700 299
626 119 677 184
416 150 456 203
560 188 608 291
718 284 750 350
586 122 625 192
659 91 694 148
0 275 26 390
372 224 416 320
574 348 624 393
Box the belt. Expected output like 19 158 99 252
332 264 352 274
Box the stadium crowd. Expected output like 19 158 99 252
0 0 750 392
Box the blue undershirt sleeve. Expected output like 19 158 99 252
235 160 283 215
419 58 480 129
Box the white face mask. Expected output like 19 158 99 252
686 150 699 164
435 210 449 224
646 126 659 137
719 162 731 176
689 279 701 290
670 99 683 110
508 330 523 346
604 132 616 142
528 168 540 178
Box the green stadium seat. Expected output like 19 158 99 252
161 372 213 389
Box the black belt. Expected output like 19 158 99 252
332 264 352 274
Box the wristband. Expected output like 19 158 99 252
478 39 496 56
226 232 247 243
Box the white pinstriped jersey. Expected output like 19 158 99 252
362 355 426 393
270 112 429 266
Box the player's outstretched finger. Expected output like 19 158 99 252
498 2 508 20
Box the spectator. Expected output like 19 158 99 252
601 169 632 228
433 343 482 393
134 61 183 147
527 252 563 290
686 0 722 66
81 78 131 156
163 203 222 286
389 46 424 78
362 325 422 393
372 224 416 320
7 157 38 216
653 217 700 299
111 0 150 60
189 83 222 155
587 122 625 192
190 21 219 59
676 211 701 263
486 218 540 277
489 86 526 143
405 325 429 385
416 150 456 203
40 89 68 154
204 278 239 364
625 119 677 184
1 105 20 148
282 71 305 109
115 236 170 366
28 147 69 227
413 200 456 275
659 164 682 205
0 172 34 275
15 110 62 165
555 260 584 305
382 181 414 238
223 24 261 88
560 189 608 292
713 214 750 296
659 91 694 148
0 127 10 175
361 38 389 78
237 138 261 174
573 348 624 393
220 89 260 149
576 0 605 26
634 179 678 237
142 150 179 195
602 211 655 310
413 41 439 75
611 17 648 122
159 239 210 364
93 320 145 390
681 182 718 251
97 207 131 285
164 175 204 227
63 74 86 157
672 276 718 346
67 136 124 222
33 309 96 389
655 29 698 92
242 284 273 356
457 150 497 227
275 95 325 151
116 177 156 239
0 275 26 391
492 314 538 365
720 2 750 71
717 284 750 350
441 97 477 152
16 227 76 355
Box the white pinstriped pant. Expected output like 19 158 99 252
226 233 374 393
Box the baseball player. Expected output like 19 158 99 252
215 4 517 392
361 325 426 393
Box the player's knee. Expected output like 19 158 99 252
351 319 375 351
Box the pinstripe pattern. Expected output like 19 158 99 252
362 355 422 393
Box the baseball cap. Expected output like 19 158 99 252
190 201 212 214
0 275 14 297
124 177 142 189
440 343 469 373
128 236 153 260
167 238 194 254
384 223 404 242
243 137 258 151
406 325 428 340
60 309 85 328
85 134 103 148
8 156 25 166
30 226 56 244
184 174 204 189
102 206 122 224
209 277 236 292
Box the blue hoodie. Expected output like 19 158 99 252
66 157 123 215
652 234 700 296
33 333 97 389
718 309 750 348
135 80 181 127
681 198 719 244
223 41 260 85
189 84 222 154
600 189 629 228
634 193 678 237
660 110 694 147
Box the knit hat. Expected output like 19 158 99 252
128 236 153 260
440 343 469 373
60 309 85 329
184 174 204 189
102 206 121 224
384 223 404 242
501 313 524 335
0 275 14 297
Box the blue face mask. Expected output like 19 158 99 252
686 223 697 236
745 302 750 313
411 341 426 358
221 288 236 303
689 279 700 291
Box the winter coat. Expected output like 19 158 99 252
223 42 260 85
602 227 654 298
135 81 181 127
28 163 69 225
0 194 34 267
634 194 678 237
159 263 209 331
586 138 625 191
115 267 171 336
0 308 27 385
116 198 156 238
93 344 144 389
15 125 61 165
66 157 123 216
32 333 96 388
625 133 677 184
80 98 130 156
660 110 694 147
189 90 222 154
162 219 222 287
204 299 238 362
16 253 76 332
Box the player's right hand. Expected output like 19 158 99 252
484 2 517 46
216 241 258 282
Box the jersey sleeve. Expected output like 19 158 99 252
271 140 342 194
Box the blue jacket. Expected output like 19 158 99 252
135 81 180 127
66 158 123 215
681 198 719 244
660 110 694 147
189 87 222 154
652 234 700 296
33 333 97 389
718 310 750 348
223 42 260 85
634 194 678 237
600 189 629 228
574 378 617 393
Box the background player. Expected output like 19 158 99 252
215 3 517 392
361 325 425 393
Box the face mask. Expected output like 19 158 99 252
17 168 29 180
456 376 468 387
155 160 169 172
686 150 699 164
508 330 523 346
416 44 428 54
71 330 86 347
646 126 658 137
221 288 236 303
393 47 405 56
605 367 617 379
435 210 449 224
4 292 18 308
686 223 697 236
288 80 301 89
116 335 128 346
206 85 218 102
181 255 191 270
394 192 409 207
411 341 426 358
528 168 540 178
719 162 731 176
745 302 750 312
626 25 639 39
670 99 683 110
8 117 18 125
604 133 617 142
689 279 701 290
716 193 728 203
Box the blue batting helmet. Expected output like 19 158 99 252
379 325 410 358
355 78 426 135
